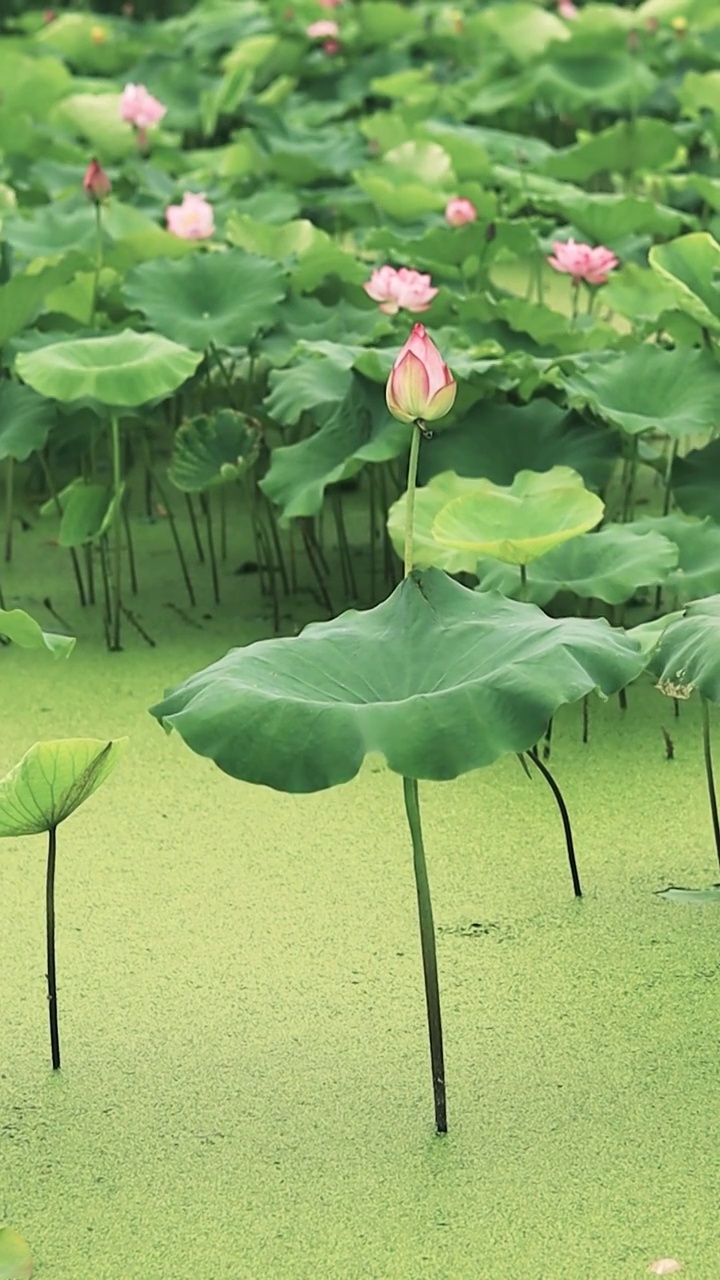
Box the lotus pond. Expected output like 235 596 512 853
3 0 720 1275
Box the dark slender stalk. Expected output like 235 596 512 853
255 520 280 631
98 535 112 649
264 497 290 596
4 457 13 562
151 473 196 607
618 687 628 712
299 520 333 615
185 494 205 563
220 485 228 562
332 489 357 599
402 776 447 1134
201 491 220 605
46 825 61 1070
519 562 528 600
701 697 720 872
542 717 553 761
369 467 377 602
582 694 589 744
85 544 96 607
38 452 87 607
109 413 123 650
121 493 138 595
527 748 582 898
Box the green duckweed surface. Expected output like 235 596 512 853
1 515 720 1279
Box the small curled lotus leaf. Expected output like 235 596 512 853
647 595 720 704
430 467 604 566
168 411 260 493
0 607 74 658
0 738 128 838
149 568 643 793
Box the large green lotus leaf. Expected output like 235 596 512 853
475 525 678 605
543 119 682 182
388 471 489 574
0 254 87 345
51 92 137 159
262 375 409 519
124 251 287 351
149 568 643 792
431 468 604 567
264 356 353 428
16 331 202 408
58 483 124 547
647 597 720 703
0 383 55 462
169 411 260 492
560 346 720 437
3 205 97 260
628 515 720 602
649 233 720 332
418 399 617 490
478 3 569 61
0 738 127 837
532 52 656 115
602 264 689 327
0 1227 32 1280
0 609 75 658
675 70 720 118
672 440 720 524
353 172 447 221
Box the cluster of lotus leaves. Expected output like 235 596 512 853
150 567 644 794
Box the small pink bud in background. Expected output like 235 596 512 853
557 0 578 17
83 158 111 203
547 238 619 285
166 192 215 241
318 0 343 8
445 197 477 227
364 265 438 315
646 15 658 30
306 19 339 37
121 1 134 13
323 37 340 53
386 324 456 424
42 8 56 21
119 83 167 130
648 1262 683 1276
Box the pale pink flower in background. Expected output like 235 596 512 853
364 265 438 314
318 0 343 8
386 324 456 424
445 197 478 227
548 238 619 285
306 19 339 37
648 1262 683 1276
119 83 167 129
166 192 215 240
557 0 578 17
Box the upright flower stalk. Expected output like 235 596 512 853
386 324 456 1133
83 159 111 327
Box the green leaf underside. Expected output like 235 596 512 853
168 411 260 492
0 608 75 658
0 738 127 836
150 568 643 793
648 596 720 703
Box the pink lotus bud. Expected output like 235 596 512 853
166 192 215 241
646 15 658 31
547 238 619 285
557 0 578 17
364 265 438 315
323 37 340 53
119 83 167 130
318 0 343 8
306 19 339 36
648 1262 683 1276
42 8 56 20
83 158 111 204
386 324 456 424
445 197 478 227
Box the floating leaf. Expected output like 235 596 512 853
168 411 260 492
150 568 643 793
124 251 287 351
561 346 720 437
0 738 127 837
430 468 604 566
0 608 75 658
16 331 203 408
0 1227 33 1280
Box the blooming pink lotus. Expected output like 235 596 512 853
166 193 215 241
83 158 111 204
364 266 438 315
386 324 456 424
548 238 619 285
119 83 167 130
445 197 477 227
306 18 339 37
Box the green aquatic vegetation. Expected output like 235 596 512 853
0 1227 32 1280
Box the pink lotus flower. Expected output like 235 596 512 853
364 266 438 315
386 324 456 424
323 37 340 53
445 197 477 227
318 0 343 8
548 238 619 285
557 0 578 17
83 158 111 204
119 83 167 130
306 19 339 37
166 192 215 241
648 1263 683 1276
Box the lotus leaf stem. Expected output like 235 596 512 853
403 423 423 577
527 748 582 898
402 776 447 1134
110 413 123 650
90 201 102 329
701 696 720 872
46 825 61 1070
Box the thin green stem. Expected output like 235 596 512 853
90 202 103 328
403 423 423 578
402 776 447 1134
701 697 720 873
4 457 13 562
110 413 122 650
519 562 528 601
46 825 61 1070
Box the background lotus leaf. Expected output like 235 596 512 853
649 233 720 332
0 609 75 658
0 738 127 837
150 568 644 793
647 596 720 703
560 345 720 437
16 331 203 408
0 383 55 462
169 411 260 492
